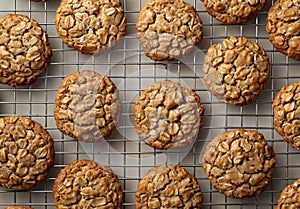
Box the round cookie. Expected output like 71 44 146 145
0 14 52 87
275 178 300 209
266 0 300 60
136 0 203 61
53 159 123 208
203 36 270 106
0 116 54 191
54 70 121 142
6 207 33 209
201 0 267 25
135 164 203 208
134 80 204 150
273 82 300 150
55 0 126 55
202 129 276 198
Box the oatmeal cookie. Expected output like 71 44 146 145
53 159 123 209
201 0 267 24
134 80 204 150
55 0 126 55
135 164 203 208
273 82 300 150
275 178 300 209
0 116 54 191
203 36 270 106
266 0 300 60
0 14 52 87
202 129 276 198
54 70 122 142
136 0 203 61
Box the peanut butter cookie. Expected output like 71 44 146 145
0 116 54 191
134 80 204 150
203 36 270 106
273 82 300 150
55 0 126 55
136 0 203 61
202 129 276 198
266 0 300 60
53 159 123 209
275 178 300 209
135 164 203 208
0 14 52 87
201 0 267 24
54 70 121 142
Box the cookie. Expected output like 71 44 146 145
202 129 276 198
0 14 52 87
55 0 126 55
54 70 121 142
136 0 203 61
275 178 300 209
53 159 123 208
134 80 204 150
266 0 300 60
6 207 33 209
273 82 300 150
0 116 54 191
203 36 270 106
135 164 202 208
201 0 267 25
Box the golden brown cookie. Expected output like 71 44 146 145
54 70 122 142
202 129 276 198
55 0 126 55
203 36 270 106
0 116 54 191
136 0 203 61
135 164 202 208
0 14 52 87
266 0 300 60
201 0 267 24
6 207 33 209
53 159 123 208
273 82 300 150
275 178 300 209
134 80 204 150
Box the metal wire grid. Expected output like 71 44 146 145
0 0 299 208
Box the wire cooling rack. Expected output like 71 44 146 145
0 0 300 208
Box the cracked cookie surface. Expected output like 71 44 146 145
0 116 54 191
202 129 275 198
134 80 204 150
266 0 300 60
55 0 126 55
273 82 300 150
135 164 202 209
275 178 300 209
0 14 52 87
53 159 123 209
136 0 203 61
201 0 267 24
6 207 33 209
203 36 270 106
54 70 121 142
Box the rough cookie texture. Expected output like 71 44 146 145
0 116 54 191
266 0 300 60
55 0 126 55
275 178 300 209
273 82 300 150
0 14 52 87
202 129 276 198
53 159 123 209
203 36 270 106
134 80 204 150
201 0 267 24
136 0 203 61
54 70 121 142
6 207 33 209
135 164 202 209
